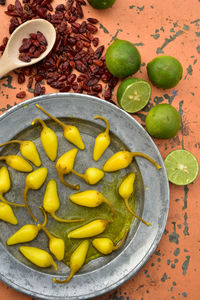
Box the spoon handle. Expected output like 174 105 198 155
0 54 15 79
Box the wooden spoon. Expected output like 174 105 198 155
0 19 56 79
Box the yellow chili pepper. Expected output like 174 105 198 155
0 166 24 207
6 209 47 245
39 207 65 261
19 246 58 270
43 179 84 223
24 167 48 222
0 155 33 172
68 219 109 239
43 227 65 261
119 173 150 226
92 229 129 255
53 240 89 283
56 148 80 190
71 167 104 185
36 104 85 150
70 190 116 218
0 202 18 225
103 151 161 172
93 116 110 161
32 118 58 162
7 224 40 245
0 140 41 167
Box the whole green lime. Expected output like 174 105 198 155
105 39 141 78
145 103 181 139
87 0 116 9
147 55 183 89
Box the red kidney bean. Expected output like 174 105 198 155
86 23 98 34
92 84 102 93
28 77 33 89
67 74 76 84
87 18 99 24
75 60 87 73
18 72 25 84
34 82 42 96
92 37 99 47
87 77 99 87
16 91 26 98
104 87 112 100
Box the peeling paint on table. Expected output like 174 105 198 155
0 0 200 299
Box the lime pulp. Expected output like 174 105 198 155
117 79 151 113
164 149 199 185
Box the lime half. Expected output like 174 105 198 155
164 150 199 185
117 78 151 113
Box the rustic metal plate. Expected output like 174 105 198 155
0 93 169 299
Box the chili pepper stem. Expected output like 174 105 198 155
94 116 110 135
32 118 47 128
36 104 66 130
24 186 37 222
0 156 7 161
53 270 75 284
0 140 21 147
41 225 53 239
102 196 116 218
58 173 80 190
131 152 161 170
71 169 85 180
124 198 150 226
0 193 25 207
51 212 84 223
37 206 48 230
112 228 129 251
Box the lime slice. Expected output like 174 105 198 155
117 78 151 113
164 150 199 185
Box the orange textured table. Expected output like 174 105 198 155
0 0 200 299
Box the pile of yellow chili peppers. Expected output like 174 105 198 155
0 104 161 284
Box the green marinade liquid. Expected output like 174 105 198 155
47 172 141 265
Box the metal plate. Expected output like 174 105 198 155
0 93 169 299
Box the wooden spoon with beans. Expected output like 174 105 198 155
0 19 56 79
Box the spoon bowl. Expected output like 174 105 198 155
0 19 56 79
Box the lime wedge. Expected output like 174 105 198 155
164 150 199 185
117 78 151 113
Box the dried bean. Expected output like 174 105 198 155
18 72 25 84
87 18 99 24
92 84 102 93
86 23 98 34
16 91 26 98
87 77 98 87
104 87 112 100
27 77 33 89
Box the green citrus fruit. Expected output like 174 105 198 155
164 150 199 185
145 103 181 139
105 39 141 78
87 0 116 9
117 78 151 113
147 55 183 89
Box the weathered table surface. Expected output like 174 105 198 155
0 0 199 299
